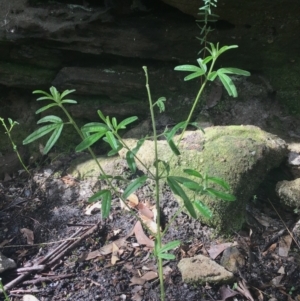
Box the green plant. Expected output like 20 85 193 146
0 117 30 175
23 41 249 300
197 0 219 52
0 278 10 301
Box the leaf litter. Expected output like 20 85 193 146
0 153 299 300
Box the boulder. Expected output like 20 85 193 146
119 125 287 232
178 254 234 284
0 252 16 274
276 178 300 209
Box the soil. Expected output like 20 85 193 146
0 151 300 301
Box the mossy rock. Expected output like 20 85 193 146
119 125 288 233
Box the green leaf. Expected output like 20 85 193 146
105 131 119 150
165 121 186 141
126 151 136 173
159 240 180 254
117 116 138 130
174 65 202 72
60 89 76 99
218 67 250 76
154 97 166 113
194 200 212 218
167 139 180 155
23 124 58 144
37 115 62 124
35 96 55 101
182 181 203 192
107 147 122 156
33 90 52 98
218 73 237 97
217 45 238 56
202 55 212 64
122 175 148 200
207 71 218 81
183 169 203 179
197 58 207 73
81 123 109 134
75 132 106 152
167 176 196 218
8 118 13 126
43 123 63 154
97 110 106 123
61 99 77 104
112 117 118 129
207 177 230 190
102 190 112 219
36 103 58 114
184 70 206 81
49 86 60 103
205 188 236 201
88 189 112 219
157 253 175 260
89 189 108 202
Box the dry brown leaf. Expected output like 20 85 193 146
131 285 143 293
137 202 154 220
219 285 240 300
79 250 101 261
208 242 234 259
141 218 157 234
100 237 128 255
271 275 283 287
163 265 172 276
130 276 146 286
20 228 34 245
187 243 203 257
262 242 277 256
141 271 158 281
133 221 154 248
120 193 139 210
111 242 120 265
236 279 254 301
85 202 101 215
277 266 285 274
0 239 10 247
278 235 292 257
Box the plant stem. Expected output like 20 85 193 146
143 66 165 301
0 118 30 175
0 278 10 301
59 105 154 233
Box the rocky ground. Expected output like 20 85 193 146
0 150 300 301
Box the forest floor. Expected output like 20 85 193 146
0 152 299 301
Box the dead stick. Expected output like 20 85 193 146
17 265 45 273
4 224 99 291
22 274 75 285
47 223 99 266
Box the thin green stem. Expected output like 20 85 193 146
59 105 155 235
0 278 10 301
0 118 30 175
143 66 165 301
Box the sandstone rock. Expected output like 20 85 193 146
178 254 234 284
276 178 300 209
220 246 245 273
0 252 16 273
119 125 287 232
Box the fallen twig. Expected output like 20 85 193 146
22 273 75 285
3 223 100 291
